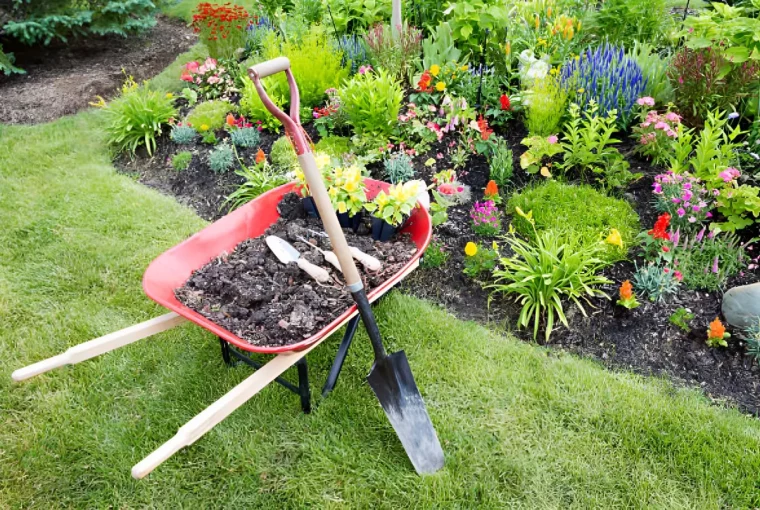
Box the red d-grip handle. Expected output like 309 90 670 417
247 57 310 155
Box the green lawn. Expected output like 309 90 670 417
2 49 760 509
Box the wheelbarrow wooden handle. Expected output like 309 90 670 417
131 338 326 479
12 313 186 382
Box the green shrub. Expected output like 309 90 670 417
240 78 283 133
186 100 236 133
489 137 513 186
171 151 193 171
261 28 349 108
590 0 670 48
270 136 298 171
383 153 415 184
102 79 176 156
224 163 290 211
507 181 639 263
314 136 351 158
208 143 235 173
170 125 197 145
327 0 390 33
489 227 611 341
632 262 680 303
340 68 403 147
421 240 449 269
229 127 261 148
629 42 674 105
525 75 567 137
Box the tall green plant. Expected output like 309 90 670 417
589 0 670 47
340 68 403 147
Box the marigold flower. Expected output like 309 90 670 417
465 242 478 257
430 64 441 77
255 149 266 164
200 124 209 132
435 81 446 92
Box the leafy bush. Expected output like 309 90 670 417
224 163 290 211
172 151 193 171
590 0 670 48
170 124 197 145
651 171 714 232
489 137 513 186
314 136 351 158
239 78 284 132
229 127 261 148
190 3 248 60
261 28 349 108
270 136 298 171
340 68 403 147
327 0 390 34
525 75 567 137
632 105 682 166
1 0 157 74
101 78 176 156
632 262 680 302
383 153 415 184
669 308 694 332
746 320 760 366
668 47 760 127
444 0 508 59
463 241 498 278
629 42 674 105
180 57 238 101
421 240 449 269
186 100 235 133
508 181 640 263
489 226 610 342
208 143 235 173
560 44 647 127
364 22 423 85
420 22 462 71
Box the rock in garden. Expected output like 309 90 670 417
722 283 760 329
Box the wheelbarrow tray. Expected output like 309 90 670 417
142 178 432 355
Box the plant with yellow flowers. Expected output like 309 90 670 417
507 0 583 65
364 181 422 226
293 152 332 197
327 164 367 216
414 62 468 102
463 241 499 278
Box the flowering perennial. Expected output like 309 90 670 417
652 172 714 230
648 213 671 241
180 57 237 100
617 280 640 309
707 317 730 347
191 3 249 59
470 200 501 236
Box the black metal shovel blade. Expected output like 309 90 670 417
367 350 445 474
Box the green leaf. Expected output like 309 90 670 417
459 23 473 39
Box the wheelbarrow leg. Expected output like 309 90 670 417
296 357 311 414
219 337 234 366
322 315 360 397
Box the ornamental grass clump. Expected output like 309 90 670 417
560 43 647 127
470 201 501 236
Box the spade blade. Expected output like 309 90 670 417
367 350 444 475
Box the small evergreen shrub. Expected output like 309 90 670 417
270 136 298 170
508 181 639 262
383 153 415 184
170 125 197 145
208 143 235 173
172 151 193 171
229 127 261 148
186 100 235 133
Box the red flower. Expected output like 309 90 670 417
662 245 670 252
648 213 671 241
499 94 511 111
417 71 433 93
476 115 493 141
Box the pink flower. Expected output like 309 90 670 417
682 190 693 202
636 97 655 106
674 271 683 281
683 182 691 190
653 183 662 194
185 61 199 73
436 152 444 159
678 76 684 84
181 71 193 82
665 112 681 123
672 197 681 204
207 75 220 84
676 207 686 217
358 65 373 74
718 167 740 183
665 129 677 138
204 57 217 70
547 135 558 144
641 121 652 128
654 121 669 130
688 216 697 223
692 205 701 212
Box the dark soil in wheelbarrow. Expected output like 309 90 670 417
175 193 417 347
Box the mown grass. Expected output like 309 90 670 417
2 46 760 510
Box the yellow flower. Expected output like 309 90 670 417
547 6 552 17
165 92 174 99
200 124 209 132
540 166 552 178
435 81 446 92
465 242 478 257
577 87 585 94
375 191 389 207
492 241 498 251
605 228 623 248
537 38 547 46
460 65 469 71
514 206 533 221
430 64 441 77
505 41 511 55
574 55 580 61
550 67 559 76
314 152 331 171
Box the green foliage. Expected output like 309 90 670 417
519 135 564 175
508 181 640 263
463 242 499 278
240 78 283 132
201 131 218 144
489 228 611 341
270 136 298 171
208 142 235 173
2 0 158 48
229 127 261 148
676 232 747 291
421 22 463 71
629 42 675 105
683 2 760 66
224 162 290 211
170 125 197 145
314 136 352 158
746 320 760 366
326 0 390 33
260 27 349 108
559 102 635 189
632 262 680 302
669 308 695 332
444 0 508 59
186 100 235 133
525 75 568 137
340 69 403 146
364 22 423 86
171 151 192 171
383 153 415 184
590 0 670 47
489 137 513 186
0 45 25 76
421 240 449 269
430 190 450 227
102 80 176 156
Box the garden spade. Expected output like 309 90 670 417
249 57 444 474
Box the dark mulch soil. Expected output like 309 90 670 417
0 16 196 125
176 197 416 347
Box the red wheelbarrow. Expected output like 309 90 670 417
11 178 432 478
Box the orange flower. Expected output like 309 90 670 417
484 180 499 198
708 317 726 340
255 149 266 164
226 114 235 126
619 280 633 301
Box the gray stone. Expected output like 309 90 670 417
722 283 760 329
